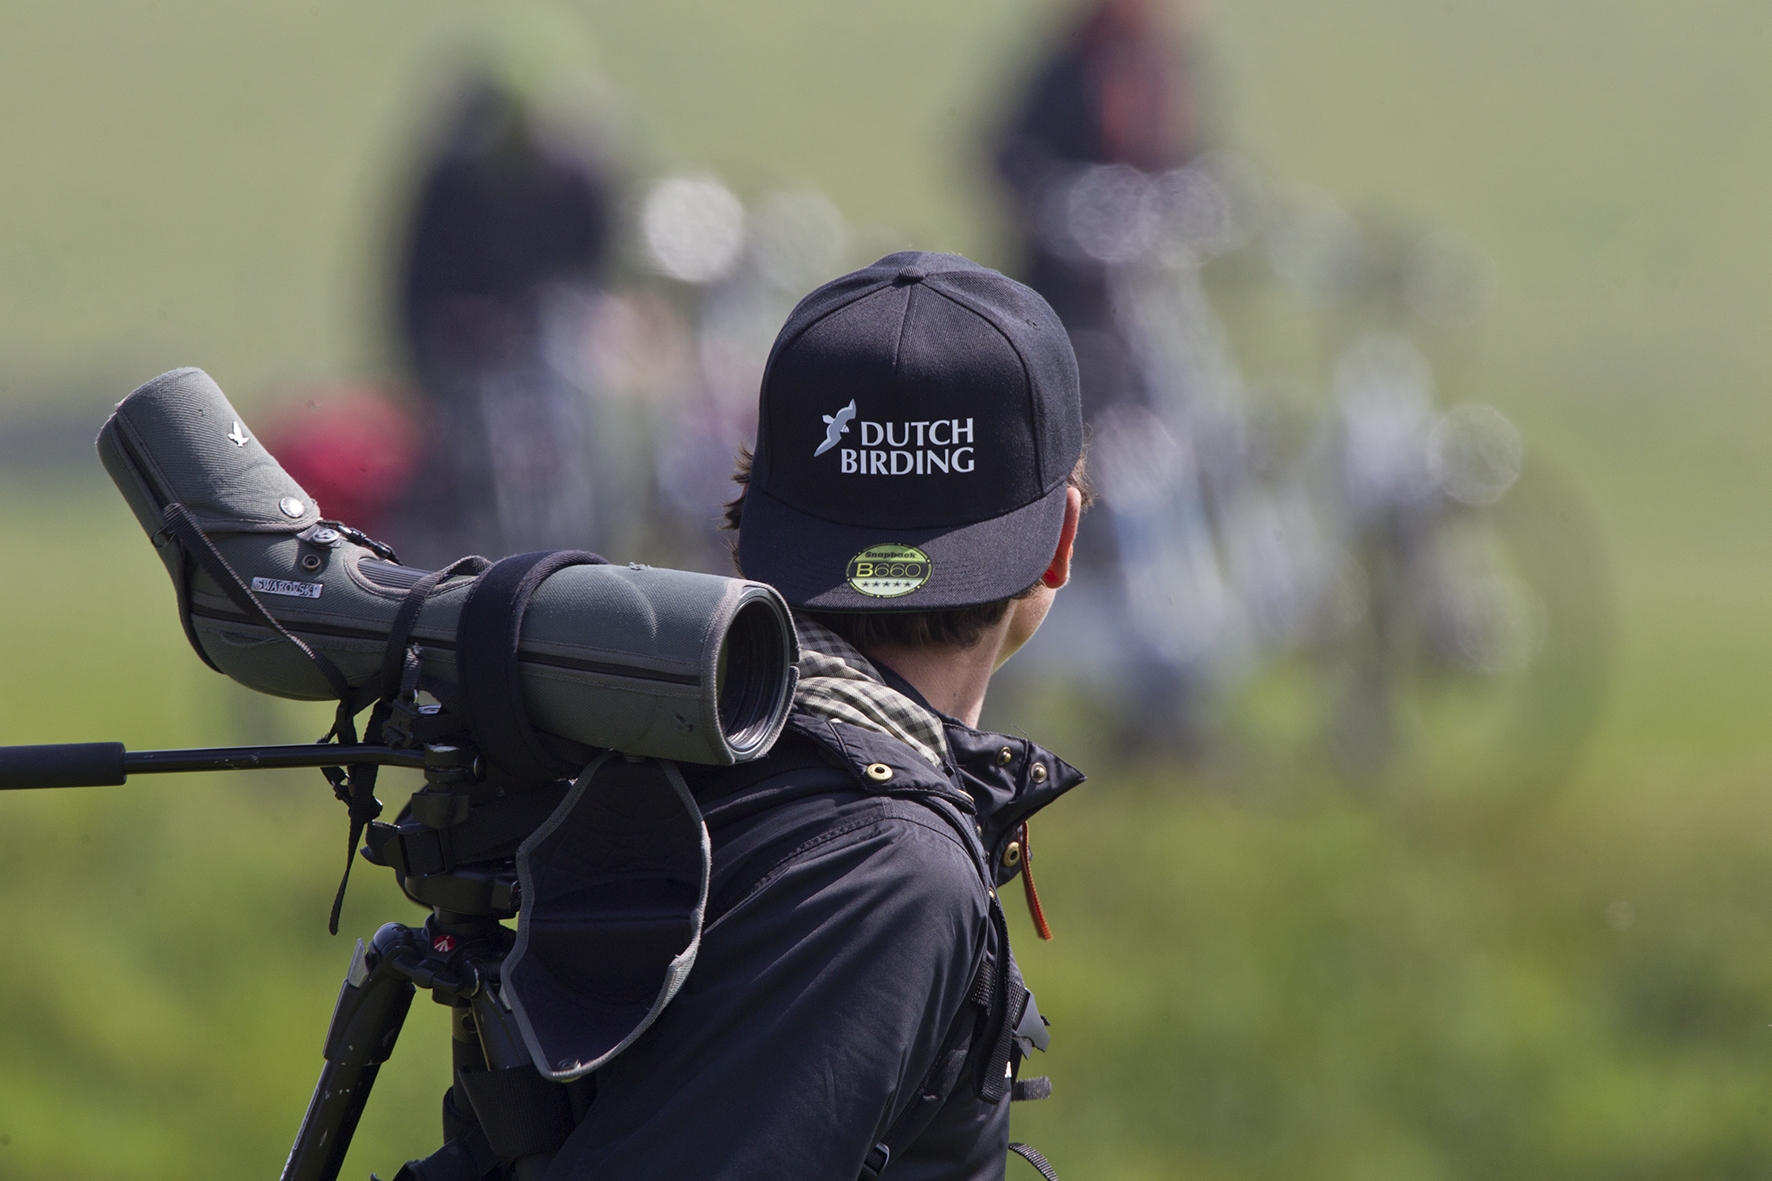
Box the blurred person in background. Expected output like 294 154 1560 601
994 0 1200 420
988 0 1214 750
386 73 620 567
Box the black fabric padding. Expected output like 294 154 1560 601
455 550 606 782
457 1065 575 1161
506 757 706 1078
525 879 699 1004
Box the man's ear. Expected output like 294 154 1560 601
1040 486 1083 589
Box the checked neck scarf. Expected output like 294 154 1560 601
793 617 949 768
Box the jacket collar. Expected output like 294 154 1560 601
785 623 1085 866
783 705 1084 876
942 719 1085 875
873 660 1085 847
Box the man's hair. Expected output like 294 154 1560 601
722 447 1092 650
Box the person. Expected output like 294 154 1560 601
992 0 1200 416
542 252 1089 1180
387 75 620 567
988 0 1230 751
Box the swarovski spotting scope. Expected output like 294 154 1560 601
96 368 797 767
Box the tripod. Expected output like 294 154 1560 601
0 738 582 1181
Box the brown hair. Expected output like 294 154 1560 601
722 447 1092 650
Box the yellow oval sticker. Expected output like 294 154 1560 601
846 544 933 598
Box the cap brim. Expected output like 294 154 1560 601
738 480 1069 610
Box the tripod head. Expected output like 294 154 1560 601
363 740 549 921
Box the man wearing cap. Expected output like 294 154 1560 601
546 253 1086 1181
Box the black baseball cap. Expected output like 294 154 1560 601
739 251 1083 611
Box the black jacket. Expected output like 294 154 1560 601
541 702 1083 1181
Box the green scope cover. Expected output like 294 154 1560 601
96 368 798 765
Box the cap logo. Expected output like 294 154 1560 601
813 399 857 457
818 410 976 476
847 544 932 598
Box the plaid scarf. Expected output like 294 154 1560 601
793 617 949 767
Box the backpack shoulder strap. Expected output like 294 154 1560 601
856 948 990 1181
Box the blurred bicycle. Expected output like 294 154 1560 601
990 146 1608 799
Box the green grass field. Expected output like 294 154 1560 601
5 1 1772 1177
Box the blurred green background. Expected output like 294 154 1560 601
4 1 1772 1177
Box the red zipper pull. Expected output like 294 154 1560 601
1019 820 1053 941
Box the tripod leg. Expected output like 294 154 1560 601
282 925 419 1181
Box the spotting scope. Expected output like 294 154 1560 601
94 367 797 770
0 367 805 1181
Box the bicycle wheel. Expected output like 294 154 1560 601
1221 457 1611 809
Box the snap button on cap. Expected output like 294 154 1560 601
996 746 1014 766
865 762 894 782
1001 841 1022 868
278 496 306 519
299 552 323 572
1030 762 1048 784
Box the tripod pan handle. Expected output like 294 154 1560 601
0 742 127 790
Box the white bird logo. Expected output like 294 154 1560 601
226 421 250 447
814 399 857 458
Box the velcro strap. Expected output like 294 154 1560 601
456 551 606 782
456 1065 575 1161
1011 1076 1052 1102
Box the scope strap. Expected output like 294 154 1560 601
316 518 400 563
313 554 493 934
363 555 492 748
155 502 381 933
456 550 607 783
